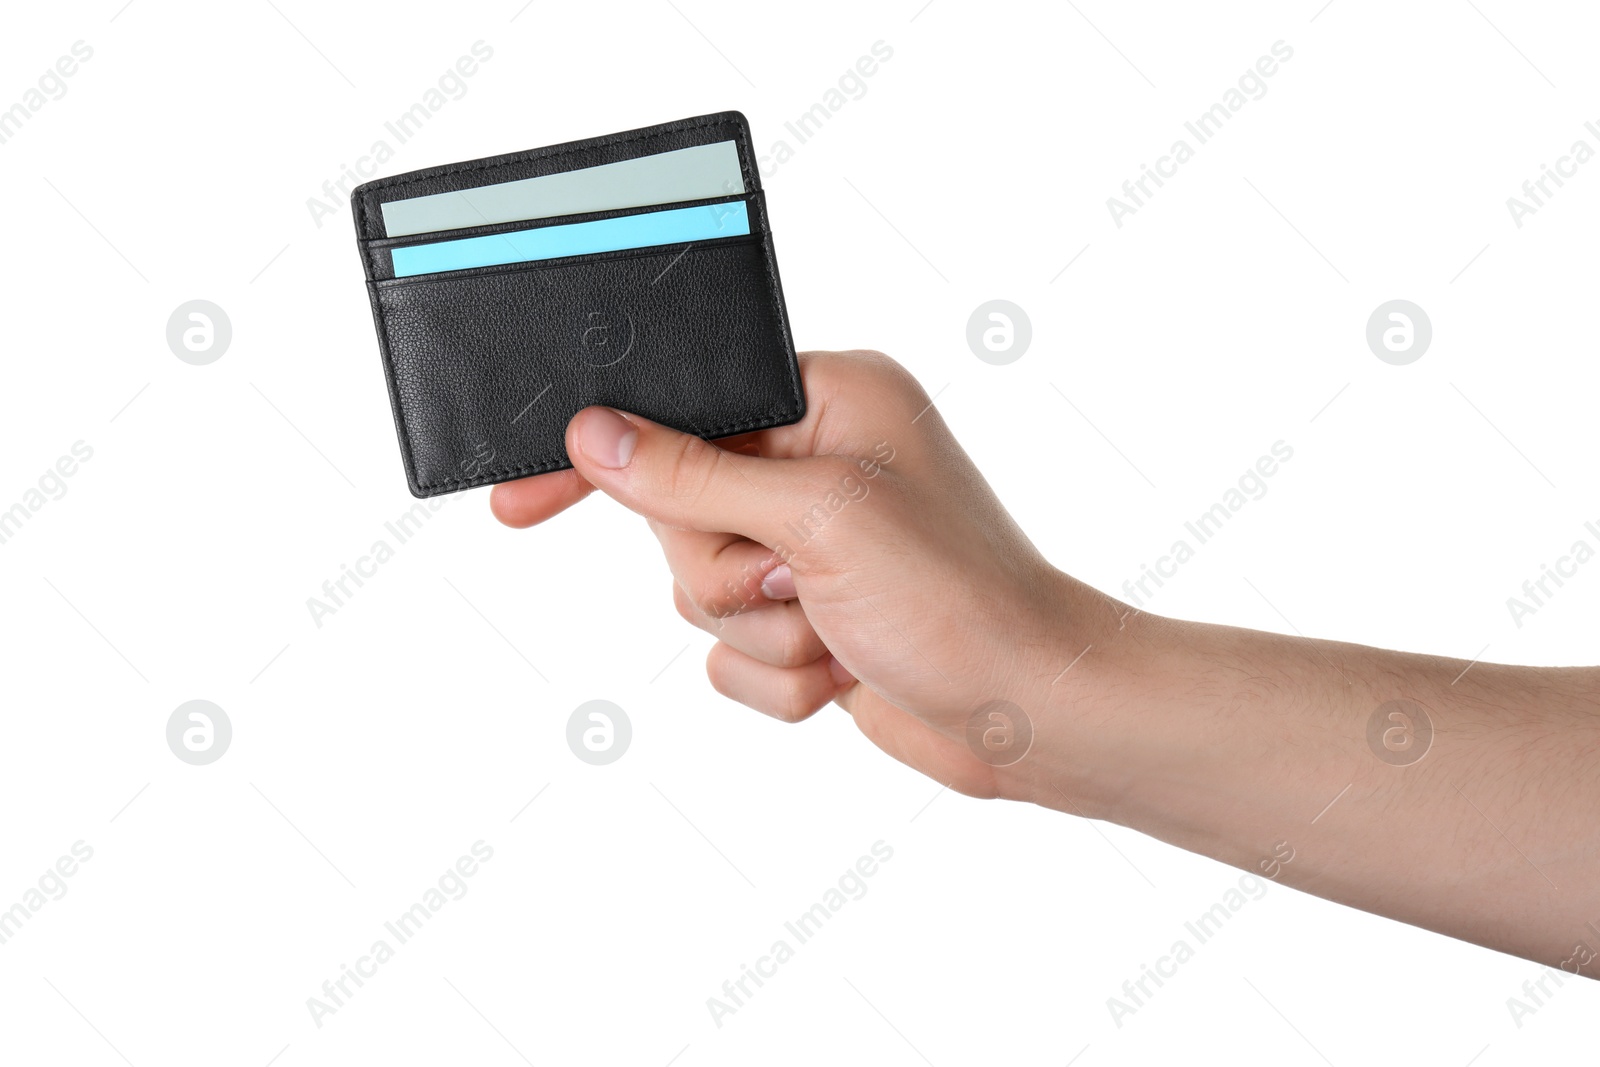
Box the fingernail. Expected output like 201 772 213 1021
578 408 637 469
760 563 796 600
827 654 855 687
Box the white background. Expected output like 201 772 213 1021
2 1 1598 1063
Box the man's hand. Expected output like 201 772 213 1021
491 350 1110 800
491 348 1600 975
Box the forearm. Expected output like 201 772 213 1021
1018 579 1600 972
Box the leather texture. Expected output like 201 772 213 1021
351 111 804 498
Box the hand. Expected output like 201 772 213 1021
492 350 1600 972
490 350 1112 800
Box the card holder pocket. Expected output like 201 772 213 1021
366 191 764 283
365 230 802 496
352 113 753 243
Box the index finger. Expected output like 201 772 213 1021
488 467 596 528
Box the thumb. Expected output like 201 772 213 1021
565 406 800 544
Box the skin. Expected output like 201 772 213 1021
491 350 1600 976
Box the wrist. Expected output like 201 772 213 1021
992 582 1196 818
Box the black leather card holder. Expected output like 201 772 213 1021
351 111 804 498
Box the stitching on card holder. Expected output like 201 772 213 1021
371 233 762 289
410 403 805 497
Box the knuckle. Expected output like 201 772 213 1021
878 367 933 420
809 350 930 430
848 348 919 392
776 624 808 670
661 434 726 506
693 592 732 619
784 631 811 670
773 672 819 723
692 580 753 619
